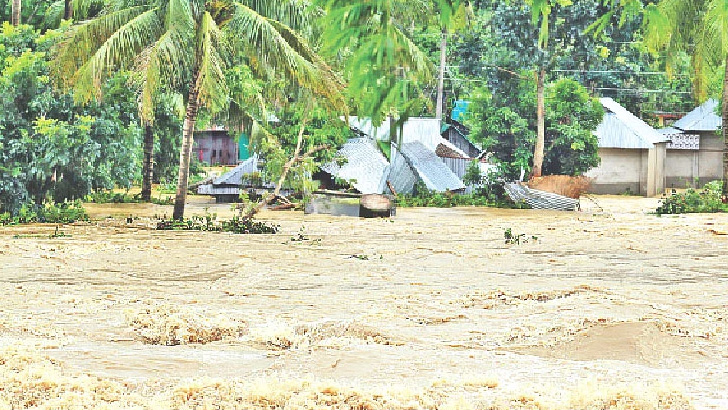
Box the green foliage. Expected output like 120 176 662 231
463 160 483 186
464 86 535 179
656 181 728 215
504 227 538 245
317 0 435 124
253 102 352 195
465 78 601 178
156 215 279 234
542 78 602 175
0 24 143 214
0 199 88 225
396 182 528 208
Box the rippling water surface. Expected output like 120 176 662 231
1 196 726 409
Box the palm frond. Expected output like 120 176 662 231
72 8 163 102
228 2 345 109
196 11 230 114
139 27 195 121
54 5 154 88
238 0 312 31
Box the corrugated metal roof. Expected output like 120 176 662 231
596 98 668 149
504 183 579 211
400 142 465 192
386 151 417 195
321 138 389 194
673 99 721 132
658 127 683 136
213 156 259 185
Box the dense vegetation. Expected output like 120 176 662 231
1 0 726 217
656 181 728 215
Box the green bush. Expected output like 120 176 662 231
656 181 727 214
0 200 88 225
396 182 528 209
156 215 278 234
84 191 173 205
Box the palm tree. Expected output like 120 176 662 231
643 0 728 195
55 0 344 219
318 0 434 129
11 0 21 25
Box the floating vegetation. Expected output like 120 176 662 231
504 228 538 244
156 215 278 234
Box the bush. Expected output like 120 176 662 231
0 200 88 225
656 181 727 214
156 215 278 234
396 182 528 209
85 191 173 205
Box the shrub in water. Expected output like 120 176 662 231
156 215 278 234
656 181 727 214
0 200 89 225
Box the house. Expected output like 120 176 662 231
323 117 467 195
586 98 669 196
197 156 265 202
319 138 389 194
661 99 723 188
441 121 481 159
336 116 472 193
399 118 473 179
193 126 250 166
392 142 465 194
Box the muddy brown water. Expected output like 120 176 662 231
0 196 727 409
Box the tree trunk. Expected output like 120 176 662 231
533 68 546 178
722 55 728 197
435 29 447 120
172 72 200 220
64 0 72 20
141 124 154 202
244 117 311 219
11 0 21 25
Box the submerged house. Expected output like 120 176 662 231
193 126 250 166
391 142 465 194
197 156 263 202
319 138 389 194
442 121 481 159
586 98 669 196
660 99 723 188
331 117 467 195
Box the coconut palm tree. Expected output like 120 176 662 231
55 0 344 219
643 0 728 195
11 0 21 25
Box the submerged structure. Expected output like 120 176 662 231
197 156 264 202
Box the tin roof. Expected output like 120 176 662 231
400 142 465 192
321 138 389 194
658 127 683 136
673 99 721 132
386 151 418 195
212 156 259 186
596 98 668 149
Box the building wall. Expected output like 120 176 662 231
444 129 480 158
193 131 238 166
586 148 647 195
664 132 722 188
698 132 723 185
441 157 468 179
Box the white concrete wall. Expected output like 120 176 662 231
664 133 722 188
586 148 647 195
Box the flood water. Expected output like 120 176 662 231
1 196 727 409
